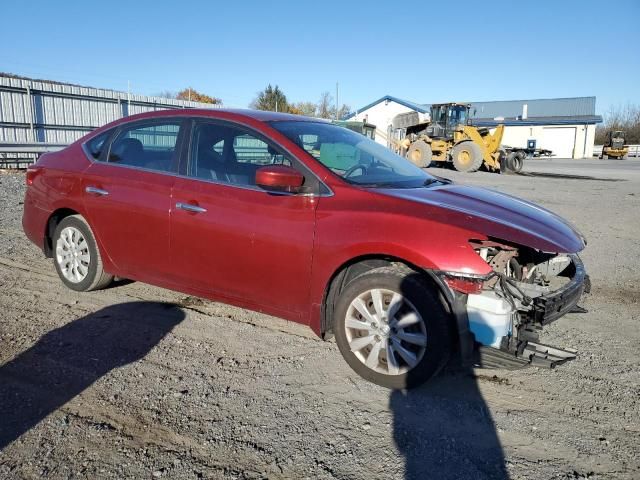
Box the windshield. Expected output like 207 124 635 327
269 121 435 188
450 106 468 127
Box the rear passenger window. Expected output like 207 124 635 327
108 122 181 172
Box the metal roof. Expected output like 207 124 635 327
468 97 596 119
346 95 430 118
347 95 600 124
472 115 602 127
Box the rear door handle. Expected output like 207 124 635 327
85 186 109 196
176 202 207 213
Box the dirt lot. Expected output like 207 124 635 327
0 158 639 480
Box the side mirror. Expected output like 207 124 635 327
255 165 304 192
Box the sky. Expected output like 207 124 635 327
1 0 638 116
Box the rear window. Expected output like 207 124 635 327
108 122 181 173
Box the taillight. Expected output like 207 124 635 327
26 167 39 186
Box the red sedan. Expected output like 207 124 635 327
22 109 588 388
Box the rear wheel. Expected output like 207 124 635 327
451 141 483 172
406 140 432 168
53 215 113 292
333 266 451 389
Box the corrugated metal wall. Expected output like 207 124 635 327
0 75 218 145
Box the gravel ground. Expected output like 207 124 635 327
0 159 639 480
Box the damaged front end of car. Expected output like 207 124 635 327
435 239 590 370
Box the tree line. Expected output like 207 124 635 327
158 84 351 119
250 84 350 119
157 87 221 104
595 104 640 144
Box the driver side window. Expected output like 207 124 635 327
233 134 291 166
189 122 294 187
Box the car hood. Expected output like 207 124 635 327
378 183 586 253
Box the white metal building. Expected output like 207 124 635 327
346 96 602 159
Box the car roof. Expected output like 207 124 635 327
115 108 327 124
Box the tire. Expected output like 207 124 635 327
506 151 525 173
53 215 113 292
333 266 451 389
406 140 432 168
451 141 483 172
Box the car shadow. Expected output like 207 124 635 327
390 274 509 480
0 301 184 451
391 369 509 480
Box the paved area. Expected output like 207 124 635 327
518 157 640 180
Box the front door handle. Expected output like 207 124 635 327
85 186 109 196
176 202 207 213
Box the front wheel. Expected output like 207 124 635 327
451 142 483 172
53 215 113 292
333 266 451 389
406 140 432 168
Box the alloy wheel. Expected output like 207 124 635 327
344 288 427 376
55 226 91 283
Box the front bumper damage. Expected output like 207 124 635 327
500 254 588 368
438 253 590 370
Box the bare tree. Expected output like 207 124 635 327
336 104 351 120
316 92 350 120
317 92 333 119
292 101 318 117
596 103 640 144
155 90 177 99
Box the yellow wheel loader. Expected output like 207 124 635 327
599 130 628 159
397 103 505 172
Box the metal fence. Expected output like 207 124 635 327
0 75 218 168
593 145 640 158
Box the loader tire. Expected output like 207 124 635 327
507 151 525 173
451 142 483 172
406 140 432 168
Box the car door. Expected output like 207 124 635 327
170 119 319 320
81 119 185 282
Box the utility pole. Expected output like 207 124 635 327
335 82 339 120
276 98 278 112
